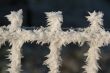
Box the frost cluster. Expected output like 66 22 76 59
0 9 110 73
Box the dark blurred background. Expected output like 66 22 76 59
0 0 110 73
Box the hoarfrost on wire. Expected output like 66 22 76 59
0 9 110 73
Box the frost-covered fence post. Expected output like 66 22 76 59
82 11 110 73
43 11 63 73
0 9 45 73
0 9 110 73
5 9 24 73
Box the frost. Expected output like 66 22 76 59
82 11 110 73
0 9 110 73
5 9 23 32
44 11 63 73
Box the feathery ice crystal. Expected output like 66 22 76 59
0 9 110 73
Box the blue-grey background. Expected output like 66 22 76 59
0 0 110 73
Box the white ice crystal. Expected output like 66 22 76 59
5 9 23 32
82 11 110 73
0 9 110 73
44 11 63 73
